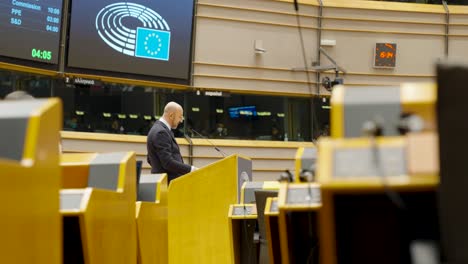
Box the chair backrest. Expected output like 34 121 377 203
137 174 165 202
136 160 142 196
255 190 278 264
87 152 128 190
242 181 264 204
255 190 278 242
0 100 47 161
331 86 401 138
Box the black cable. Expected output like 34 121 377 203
363 119 406 210
369 135 406 210
241 206 255 264
293 2 314 95
293 0 321 141
190 128 227 157
306 210 318 264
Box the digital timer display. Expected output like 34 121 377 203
0 0 63 64
31 48 52 61
374 43 397 68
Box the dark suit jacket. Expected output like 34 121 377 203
147 120 191 182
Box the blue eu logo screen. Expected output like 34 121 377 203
135 28 171 61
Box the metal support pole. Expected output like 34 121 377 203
442 0 449 58
58 0 70 74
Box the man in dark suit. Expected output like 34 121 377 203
147 102 196 183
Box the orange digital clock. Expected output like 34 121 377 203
374 43 397 68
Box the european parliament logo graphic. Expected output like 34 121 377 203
95 2 171 61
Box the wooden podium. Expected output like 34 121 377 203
167 154 252 264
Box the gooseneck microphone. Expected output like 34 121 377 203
189 128 228 157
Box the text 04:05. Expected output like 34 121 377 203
31 49 52 61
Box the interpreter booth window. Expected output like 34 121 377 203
54 82 184 135
312 97 330 138
288 97 312 141
0 69 54 99
0 70 17 97
185 92 313 142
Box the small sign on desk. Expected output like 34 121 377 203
232 204 257 216
333 146 406 178
286 185 321 205
374 43 397 68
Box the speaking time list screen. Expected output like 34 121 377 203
0 0 63 64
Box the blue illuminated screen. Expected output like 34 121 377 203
228 106 257 119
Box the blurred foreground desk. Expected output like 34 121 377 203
316 137 439 264
168 154 252 264
0 99 62 263
330 83 436 139
264 197 280 264
228 204 258 264
278 183 321 264
136 173 168 264
60 152 137 264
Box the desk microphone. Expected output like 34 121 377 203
189 128 227 157
362 118 406 210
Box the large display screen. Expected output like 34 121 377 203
0 0 63 64
67 0 195 81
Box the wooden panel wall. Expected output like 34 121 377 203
448 5 468 61
61 132 314 181
193 0 467 96
193 0 322 96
